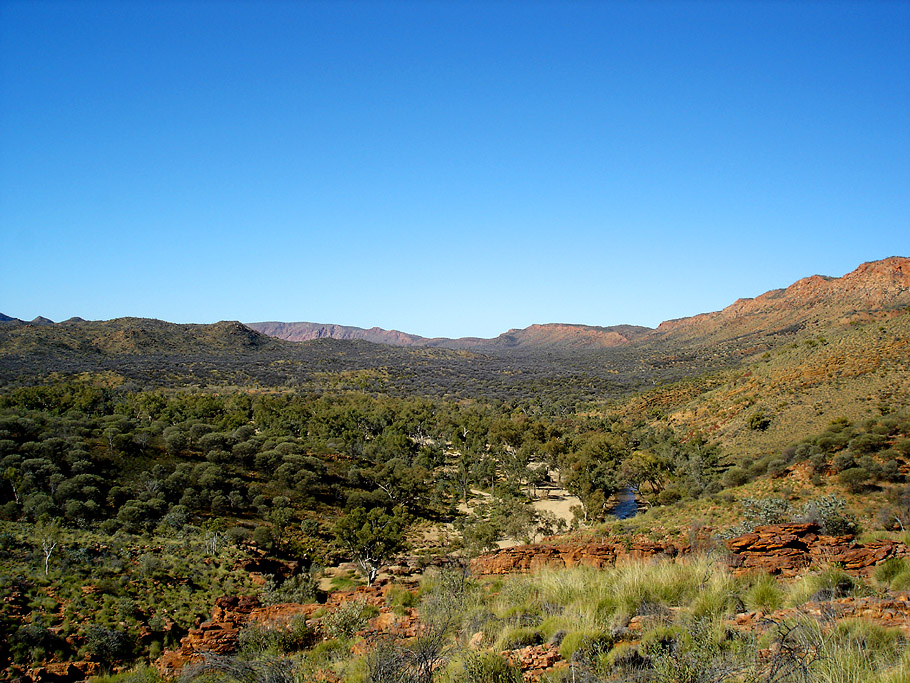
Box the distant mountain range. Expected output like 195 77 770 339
3 256 909 354
248 256 910 350
245 321 653 351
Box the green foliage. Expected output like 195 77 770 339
321 598 376 640
459 652 522 683
722 465 750 488
799 494 858 536
839 466 872 493
875 558 909 587
89 664 163 683
557 631 612 661
237 617 315 656
787 568 859 606
495 626 543 651
261 572 318 606
749 408 771 431
743 573 784 612
333 505 411 584
642 618 753 683
83 625 134 668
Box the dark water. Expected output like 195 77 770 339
610 487 639 519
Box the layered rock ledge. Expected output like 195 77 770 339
469 523 909 577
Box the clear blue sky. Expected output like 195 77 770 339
1 0 908 338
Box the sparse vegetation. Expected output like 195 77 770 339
1 267 909 680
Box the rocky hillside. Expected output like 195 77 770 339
655 256 910 343
0 317 278 356
247 321 430 346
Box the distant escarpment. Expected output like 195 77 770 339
655 256 910 342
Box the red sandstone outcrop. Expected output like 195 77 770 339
502 644 565 682
725 523 909 576
157 584 410 677
470 524 909 578
732 593 910 635
156 595 320 677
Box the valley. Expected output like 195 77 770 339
2 257 910 682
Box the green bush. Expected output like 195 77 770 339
238 616 314 655
643 619 752 683
385 585 418 609
89 664 163 683
799 495 857 535
10 623 67 664
262 572 318 605
787 568 857 606
83 625 134 667
839 467 872 493
722 466 750 488
321 598 375 640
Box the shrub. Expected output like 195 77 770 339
262 572 318 605
655 488 683 506
238 617 314 655
10 623 67 664
799 495 857 535
850 433 888 454
84 625 133 667
385 585 418 610
839 467 872 493
748 410 771 431
605 642 651 676
787 568 856 606
874 558 908 587
766 457 790 478
90 665 163 683
643 618 753 683
321 598 375 640
722 466 750 488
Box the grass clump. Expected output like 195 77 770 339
786 568 860 607
743 572 784 612
458 652 522 683
557 630 612 662
495 626 543 651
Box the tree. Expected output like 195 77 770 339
621 449 672 494
3 466 22 504
37 521 60 576
563 433 625 522
333 505 410 585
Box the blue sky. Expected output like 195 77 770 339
1 0 908 338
